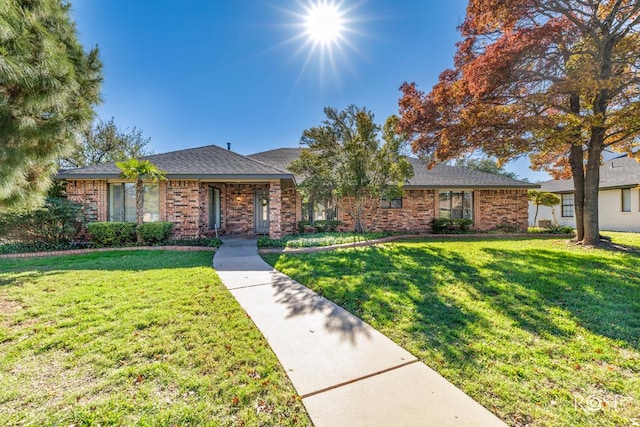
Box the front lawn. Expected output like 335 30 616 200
263 235 640 427
0 251 309 426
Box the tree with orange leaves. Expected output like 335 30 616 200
398 0 640 246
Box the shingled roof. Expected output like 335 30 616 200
57 145 292 180
248 148 537 189
540 155 640 193
59 144 538 188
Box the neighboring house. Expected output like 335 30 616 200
528 155 640 232
58 144 537 239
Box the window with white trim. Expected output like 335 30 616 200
561 193 574 217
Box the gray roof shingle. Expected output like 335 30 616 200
58 144 538 188
57 145 291 179
540 155 640 193
248 148 536 188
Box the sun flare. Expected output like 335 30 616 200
304 1 345 45
270 0 367 86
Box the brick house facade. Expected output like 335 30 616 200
60 145 536 239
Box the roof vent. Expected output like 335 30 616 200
227 142 231 151
610 162 615 169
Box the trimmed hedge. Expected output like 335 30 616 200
138 222 173 245
87 222 137 246
431 218 473 234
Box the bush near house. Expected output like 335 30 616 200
0 198 85 244
137 222 174 245
431 218 473 234
297 220 343 234
87 222 137 246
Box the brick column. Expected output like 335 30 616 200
269 181 282 239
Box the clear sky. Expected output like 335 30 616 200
71 0 550 182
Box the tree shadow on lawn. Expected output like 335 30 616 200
267 246 494 369
480 247 640 348
267 242 640 367
0 251 212 287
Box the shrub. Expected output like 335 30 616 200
0 241 91 255
528 225 574 234
257 236 286 248
489 223 522 234
87 222 136 246
137 222 173 245
163 237 222 247
313 220 343 232
297 220 310 234
431 218 473 234
0 197 85 244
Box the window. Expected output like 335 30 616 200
302 200 337 223
108 183 159 222
439 191 473 219
380 197 402 209
209 187 221 229
622 188 631 212
561 193 574 217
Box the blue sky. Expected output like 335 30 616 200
71 0 550 182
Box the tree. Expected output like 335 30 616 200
0 0 102 210
528 190 561 227
289 105 414 232
115 159 166 242
454 156 521 180
60 118 153 169
398 1 640 247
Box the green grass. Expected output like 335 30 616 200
257 231 390 248
263 235 640 427
0 251 309 426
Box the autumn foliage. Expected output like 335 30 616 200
398 0 640 246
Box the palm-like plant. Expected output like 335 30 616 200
116 159 166 242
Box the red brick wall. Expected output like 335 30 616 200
474 189 529 232
337 189 436 232
165 180 202 238
66 180 108 222
65 179 530 237
281 188 298 235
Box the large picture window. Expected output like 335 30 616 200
302 199 337 223
109 183 159 222
439 191 473 219
561 193 574 218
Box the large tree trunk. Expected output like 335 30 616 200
568 93 585 242
569 144 585 241
582 130 604 246
135 179 144 243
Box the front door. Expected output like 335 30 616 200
254 191 270 234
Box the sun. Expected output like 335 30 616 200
303 1 345 46
267 0 368 86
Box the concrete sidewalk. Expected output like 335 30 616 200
213 237 505 427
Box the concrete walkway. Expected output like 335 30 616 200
213 237 506 427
